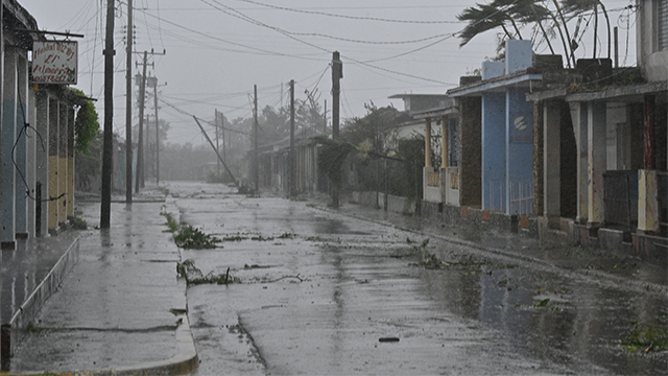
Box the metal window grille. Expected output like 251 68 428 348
659 0 668 51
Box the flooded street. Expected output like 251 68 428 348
165 182 667 375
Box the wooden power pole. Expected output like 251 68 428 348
289 79 295 198
125 0 133 203
135 51 148 193
101 0 115 228
331 51 342 207
253 85 259 192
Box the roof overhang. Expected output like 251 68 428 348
565 81 668 103
448 70 543 97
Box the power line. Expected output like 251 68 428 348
235 0 463 24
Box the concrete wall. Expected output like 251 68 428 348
459 97 482 208
482 92 506 211
637 0 668 81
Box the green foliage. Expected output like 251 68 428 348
161 212 179 233
623 323 668 353
67 215 87 230
315 137 358 188
173 225 221 249
177 259 239 285
73 89 100 155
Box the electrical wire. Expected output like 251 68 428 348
235 0 462 24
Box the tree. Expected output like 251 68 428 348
457 0 613 68
73 89 100 154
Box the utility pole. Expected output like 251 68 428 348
149 75 161 184
215 109 220 177
331 51 342 207
125 0 133 204
101 0 115 228
289 79 295 198
135 49 165 190
135 51 148 193
324 99 327 133
221 112 226 163
253 85 259 192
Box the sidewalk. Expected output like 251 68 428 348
4 194 198 375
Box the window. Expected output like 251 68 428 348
448 118 460 167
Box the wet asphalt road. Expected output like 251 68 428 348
164 182 668 375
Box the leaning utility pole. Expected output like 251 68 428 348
101 0 115 228
289 79 295 198
135 51 148 193
331 51 342 207
125 0 133 203
215 109 220 177
253 84 259 192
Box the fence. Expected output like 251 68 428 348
509 180 534 216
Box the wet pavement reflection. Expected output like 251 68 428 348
166 182 667 375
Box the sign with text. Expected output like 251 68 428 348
32 40 78 85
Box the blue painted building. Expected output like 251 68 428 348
449 40 541 216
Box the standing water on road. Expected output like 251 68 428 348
164 182 667 375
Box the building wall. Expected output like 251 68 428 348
638 0 668 81
459 97 481 207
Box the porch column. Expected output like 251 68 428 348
643 95 655 169
587 102 606 226
35 91 49 237
15 54 28 237
570 102 589 223
1 48 17 249
58 103 68 224
27 82 36 236
543 100 561 219
67 106 75 218
441 115 448 168
48 99 59 231
425 117 432 168
638 95 659 232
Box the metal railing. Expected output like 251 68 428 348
509 180 534 216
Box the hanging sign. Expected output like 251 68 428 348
31 40 78 84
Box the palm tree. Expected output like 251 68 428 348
457 0 576 67
561 0 612 59
457 3 514 48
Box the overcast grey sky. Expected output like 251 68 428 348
20 0 636 145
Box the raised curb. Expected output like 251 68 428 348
0 312 198 376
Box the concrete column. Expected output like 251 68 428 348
425 118 432 168
459 97 481 208
15 54 28 238
48 99 59 231
67 107 75 218
35 91 49 237
441 115 448 168
1 48 17 249
570 102 589 223
638 169 659 232
544 100 561 219
58 102 68 224
27 82 37 236
587 102 607 226
643 95 655 170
